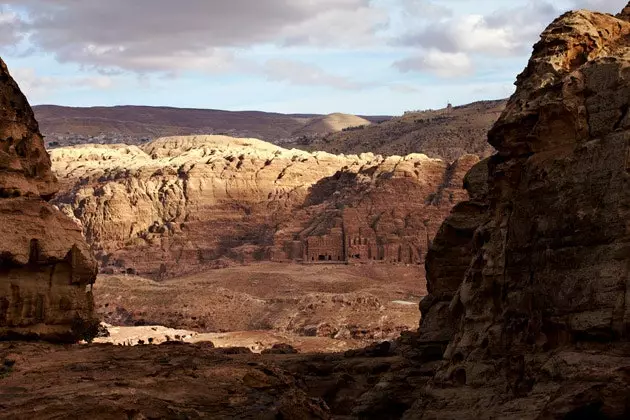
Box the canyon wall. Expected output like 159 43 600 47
50 136 477 278
409 5 630 418
0 58 98 342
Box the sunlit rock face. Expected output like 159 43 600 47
0 58 98 342
50 135 478 279
409 4 630 419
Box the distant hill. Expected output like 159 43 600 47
33 105 388 149
35 100 506 162
292 113 372 137
289 100 507 162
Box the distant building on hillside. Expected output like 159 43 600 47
299 222 423 265
303 228 345 262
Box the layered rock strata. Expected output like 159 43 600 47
0 58 97 342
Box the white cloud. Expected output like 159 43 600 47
0 9 23 47
11 67 114 102
398 1 559 57
394 50 474 78
0 0 388 74
263 59 367 90
280 3 388 47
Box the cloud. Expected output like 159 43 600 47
0 9 23 47
388 83 421 94
0 0 387 74
398 1 559 57
11 67 114 101
263 59 367 90
401 0 453 20
569 0 628 13
394 50 474 78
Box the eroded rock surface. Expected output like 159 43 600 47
50 136 477 278
416 158 489 361
408 4 630 419
0 58 97 342
0 342 330 420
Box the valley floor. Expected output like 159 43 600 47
94 262 426 353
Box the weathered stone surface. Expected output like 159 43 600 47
0 342 331 419
0 58 97 342
50 136 477 278
408 4 630 418
417 158 489 358
0 61 57 200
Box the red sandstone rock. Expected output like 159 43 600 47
0 58 98 342
408 3 630 418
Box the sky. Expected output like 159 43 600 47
0 0 627 115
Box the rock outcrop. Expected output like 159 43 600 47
0 58 97 342
50 136 477 278
417 158 489 361
409 4 630 418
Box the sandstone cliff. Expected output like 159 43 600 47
409 4 630 418
50 136 477 278
0 58 98 342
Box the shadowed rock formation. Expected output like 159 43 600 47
409 4 630 418
0 342 331 419
0 58 98 342
417 158 489 361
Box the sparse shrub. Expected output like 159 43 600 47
342 124 367 132
148 337 154 344
1 359 15 379
71 316 101 344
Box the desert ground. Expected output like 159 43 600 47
94 262 426 352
